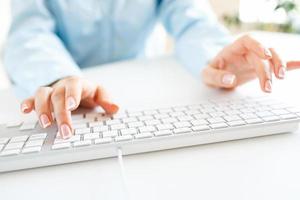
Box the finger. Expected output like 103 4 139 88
269 48 286 79
246 52 272 93
202 66 237 89
287 61 300 70
34 87 53 128
21 98 34 113
51 87 72 139
232 35 272 59
94 86 119 114
64 78 82 111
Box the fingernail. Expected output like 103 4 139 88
40 114 51 128
222 74 236 85
67 97 76 110
21 103 29 113
110 104 119 113
264 48 272 58
265 80 272 93
60 124 72 139
278 66 286 79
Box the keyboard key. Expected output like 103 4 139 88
25 139 44 147
122 117 138 123
0 137 9 144
73 123 88 129
177 116 193 122
139 115 154 121
190 119 208 125
120 128 138 135
245 118 264 124
10 135 29 143
115 135 133 142
0 144 4 151
227 120 246 127
145 120 161 126
6 120 23 128
280 114 298 120
262 116 280 122
256 111 273 117
93 125 109 132
169 111 185 117
191 125 210 131
135 132 153 139
193 114 210 119
106 119 121 125
19 121 37 131
210 111 225 117
128 121 144 128
54 135 81 144
74 128 91 135
5 142 24 150
210 123 228 129
224 115 241 122
128 111 143 117
95 137 113 144
144 110 158 115
173 121 191 128
139 126 156 133
88 122 104 127
239 113 257 119
22 146 42 154
1 149 20 156
154 130 172 137
156 124 174 130
154 114 169 119
173 128 191 134
102 130 118 138
73 140 92 147
84 133 100 140
207 117 225 124
110 124 126 130
30 133 47 140
52 142 71 150
161 117 178 123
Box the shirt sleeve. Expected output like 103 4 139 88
4 0 82 96
158 0 233 76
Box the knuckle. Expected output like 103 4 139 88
50 88 63 102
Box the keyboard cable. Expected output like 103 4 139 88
117 147 131 200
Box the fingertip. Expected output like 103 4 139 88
264 80 272 93
21 103 32 113
221 73 237 87
102 102 119 114
264 48 272 59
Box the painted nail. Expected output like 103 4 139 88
67 97 76 110
265 80 272 93
21 103 29 113
110 104 119 113
278 66 286 79
40 114 51 128
60 124 72 139
264 48 272 58
222 74 236 85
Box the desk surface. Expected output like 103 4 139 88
1 34 300 200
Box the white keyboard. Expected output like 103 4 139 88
0 96 299 172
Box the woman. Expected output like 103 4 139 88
4 0 299 139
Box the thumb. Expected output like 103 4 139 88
202 66 237 89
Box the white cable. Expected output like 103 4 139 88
117 147 131 200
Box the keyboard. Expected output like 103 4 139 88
0 96 299 173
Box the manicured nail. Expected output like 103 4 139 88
40 114 51 128
264 48 272 58
67 97 76 110
278 66 286 79
265 80 272 93
222 74 236 85
21 103 29 113
60 124 72 139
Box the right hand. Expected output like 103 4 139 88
20 76 119 139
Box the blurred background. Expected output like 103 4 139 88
0 0 300 90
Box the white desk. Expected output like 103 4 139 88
1 34 300 200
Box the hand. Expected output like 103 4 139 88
20 76 119 139
202 35 287 92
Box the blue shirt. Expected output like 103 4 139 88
4 0 231 96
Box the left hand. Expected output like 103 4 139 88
202 35 287 93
